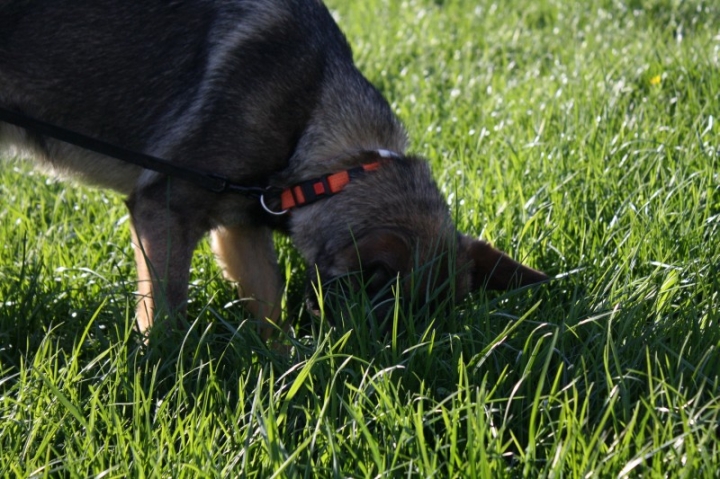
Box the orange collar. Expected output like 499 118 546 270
280 161 382 210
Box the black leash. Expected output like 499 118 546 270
0 107 271 198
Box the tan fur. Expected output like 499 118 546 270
211 225 283 339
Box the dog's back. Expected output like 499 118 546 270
0 0 398 193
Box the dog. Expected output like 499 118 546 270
0 0 547 339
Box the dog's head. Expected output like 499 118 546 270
287 154 548 317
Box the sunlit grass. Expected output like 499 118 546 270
1 0 719 476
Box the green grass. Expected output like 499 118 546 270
1 0 719 476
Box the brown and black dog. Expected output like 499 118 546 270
0 0 547 338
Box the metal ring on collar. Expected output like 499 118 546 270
260 194 289 216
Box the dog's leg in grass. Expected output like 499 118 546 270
127 184 206 336
211 225 283 340
130 223 155 333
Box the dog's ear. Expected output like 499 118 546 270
463 236 548 291
342 229 412 293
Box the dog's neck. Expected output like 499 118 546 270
275 149 400 211
278 66 408 185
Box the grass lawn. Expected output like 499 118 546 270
1 0 719 476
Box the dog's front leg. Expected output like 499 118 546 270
211 225 283 340
127 184 206 335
